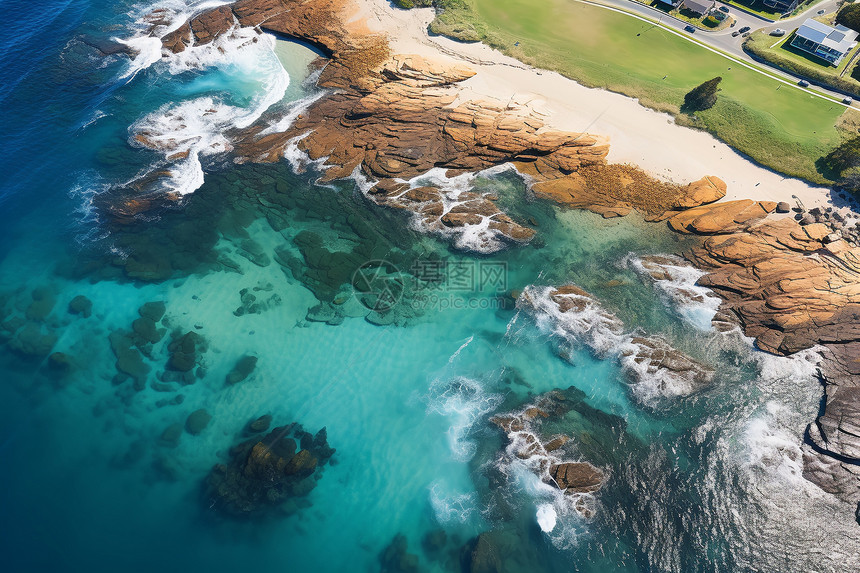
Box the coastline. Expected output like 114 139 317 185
132 0 860 509
352 0 841 210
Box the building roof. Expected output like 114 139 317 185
682 0 714 14
796 19 859 53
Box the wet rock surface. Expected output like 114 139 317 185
205 423 335 518
519 285 714 401
489 390 610 518
673 202 860 500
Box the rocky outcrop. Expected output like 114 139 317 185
621 336 714 397
519 285 714 401
678 206 860 356
803 343 860 503
669 201 860 501
205 423 335 517
548 462 604 494
523 163 727 220
490 390 606 518
142 0 726 251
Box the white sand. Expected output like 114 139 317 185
351 0 839 209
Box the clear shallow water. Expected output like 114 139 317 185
1 1 859 572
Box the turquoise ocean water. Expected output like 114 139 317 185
1 1 859 571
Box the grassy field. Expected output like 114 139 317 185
720 0 781 19
744 30 860 97
428 0 855 183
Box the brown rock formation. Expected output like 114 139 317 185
549 462 604 493
672 202 860 501
489 390 607 517
143 0 726 249
680 209 860 355
523 163 727 220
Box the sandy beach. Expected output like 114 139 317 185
351 0 840 209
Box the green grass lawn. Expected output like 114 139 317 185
721 0 781 19
430 0 854 183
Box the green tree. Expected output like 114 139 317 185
836 4 860 33
682 77 722 112
821 135 860 175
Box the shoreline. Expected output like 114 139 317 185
352 0 843 211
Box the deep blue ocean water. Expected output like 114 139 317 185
1 1 858 572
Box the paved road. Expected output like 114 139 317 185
584 0 854 105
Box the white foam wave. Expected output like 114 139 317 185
376 164 520 254
628 255 722 331
426 376 503 462
744 403 805 485
519 285 713 404
117 0 230 80
118 35 165 81
518 285 625 358
260 90 326 136
127 24 289 195
428 481 480 525
536 503 557 532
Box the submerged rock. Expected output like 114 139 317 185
68 295 93 318
138 301 166 323
226 355 258 385
47 352 73 374
159 423 183 448
167 331 205 373
204 423 335 518
185 409 212 435
247 414 272 434
132 316 166 345
379 534 420 573
109 331 150 390
464 533 503 573
26 287 56 322
8 323 58 359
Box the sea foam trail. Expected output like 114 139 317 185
426 375 502 462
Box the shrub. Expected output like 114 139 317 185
682 76 722 112
821 136 860 175
836 3 860 33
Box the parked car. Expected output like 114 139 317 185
732 30 740 37
739 26 750 33
844 97 854 105
798 80 809 88
818 9 826 14
770 29 785 36
685 25 696 33
719 5 730 12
